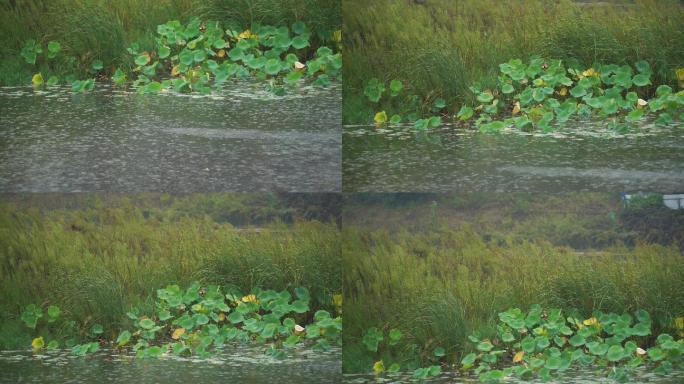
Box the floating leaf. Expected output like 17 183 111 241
372 360 384 374
91 60 103 71
513 351 525 363
632 74 651 87
389 79 403 96
457 105 474 121
116 330 131 347
135 53 151 66
31 73 43 86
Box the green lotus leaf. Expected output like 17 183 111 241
632 74 651 87
461 352 477 368
477 341 494 352
477 92 494 103
568 334 586 347
634 60 651 74
389 79 403 96
606 345 625 362
457 105 474 121
116 330 131 347
139 318 155 330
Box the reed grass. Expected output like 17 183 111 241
0 193 341 349
343 0 684 123
342 193 684 372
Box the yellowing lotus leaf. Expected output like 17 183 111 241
513 350 525 363
32 73 43 86
675 68 684 81
31 336 44 350
241 294 257 303
373 360 385 374
374 111 388 126
172 327 186 340
582 68 598 77
217 49 226 58
512 101 521 116
583 317 598 326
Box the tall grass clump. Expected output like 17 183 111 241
0 194 340 349
343 0 684 123
342 193 684 372
196 0 341 44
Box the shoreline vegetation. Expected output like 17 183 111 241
0 0 341 94
342 193 684 380
0 193 341 353
343 0 684 126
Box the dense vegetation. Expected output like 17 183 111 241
343 0 684 124
0 0 341 92
23 283 342 358
0 193 341 350
342 193 684 380
368 59 684 132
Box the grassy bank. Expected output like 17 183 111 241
343 0 684 124
0 0 341 86
0 193 341 349
342 193 684 372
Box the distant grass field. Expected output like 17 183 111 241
343 0 684 123
342 193 684 372
0 193 341 349
0 0 341 85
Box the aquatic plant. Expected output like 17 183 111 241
461 305 684 382
363 326 444 379
0 195 341 350
119 18 340 95
15 17 341 95
343 0 684 124
20 304 62 351
363 59 684 132
116 282 342 358
342 195 684 372
22 283 342 359
18 37 105 93
462 58 684 132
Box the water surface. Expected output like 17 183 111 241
343 367 684 383
0 346 341 383
0 83 341 192
343 120 684 192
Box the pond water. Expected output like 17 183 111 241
343 366 684 383
0 83 341 192
343 120 684 192
0 346 342 383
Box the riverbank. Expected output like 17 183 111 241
0 0 341 86
343 0 684 124
0 193 341 350
342 193 684 372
